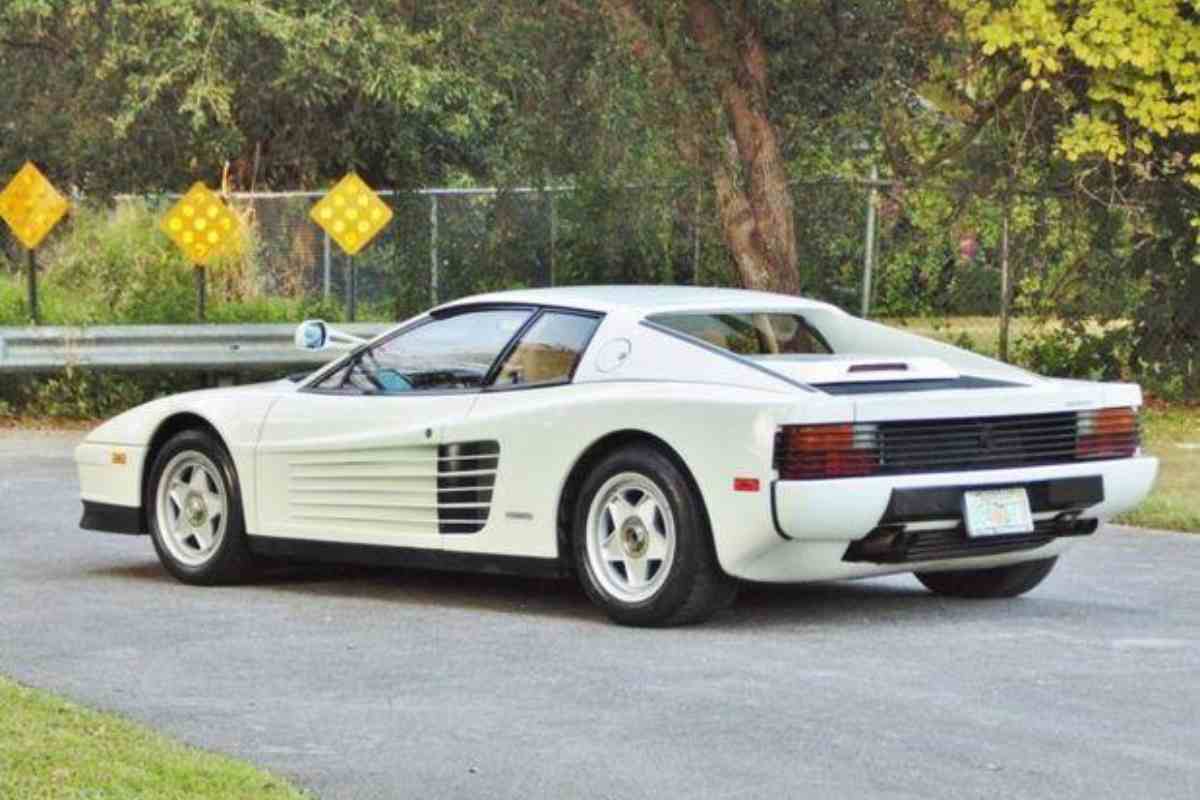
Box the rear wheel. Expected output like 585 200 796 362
572 445 736 626
914 557 1058 599
148 429 257 585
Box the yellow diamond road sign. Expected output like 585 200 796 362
310 173 393 255
0 162 70 250
161 183 241 265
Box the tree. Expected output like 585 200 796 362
892 0 1200 393
419 0 908 293
0 1 495 193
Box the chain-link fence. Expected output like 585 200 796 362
211 180 1024 321
2 178 1135 333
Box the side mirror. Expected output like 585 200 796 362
295 320 329 351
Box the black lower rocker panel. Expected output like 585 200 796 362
248 535 568 579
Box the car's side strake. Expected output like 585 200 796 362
438 441 500 534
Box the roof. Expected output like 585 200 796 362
436 285 842 315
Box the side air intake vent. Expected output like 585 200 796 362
438 441 499 534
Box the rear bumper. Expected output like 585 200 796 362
721 456 1157 583
772 456 1158 542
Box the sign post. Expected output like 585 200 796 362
159 183 241 320
0 162 71 325
309 174 394 322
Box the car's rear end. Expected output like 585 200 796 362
625 300 1158 593
751 369 1157 583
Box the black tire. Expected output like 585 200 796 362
146 429 257 585
572 445 736 626
914 556 1058 599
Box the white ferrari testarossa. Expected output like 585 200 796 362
76 286 1158 625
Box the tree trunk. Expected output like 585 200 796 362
688 0 799 294
598 0 801 294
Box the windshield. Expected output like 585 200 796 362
651 312 832 356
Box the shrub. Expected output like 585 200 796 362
1012 324 1132 383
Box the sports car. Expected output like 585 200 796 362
76 286 1158 626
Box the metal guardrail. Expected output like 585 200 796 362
0 323 388 373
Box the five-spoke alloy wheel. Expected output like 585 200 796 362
147 429 256 584
155 451 228 567
573 445 736 626
586 472 677 604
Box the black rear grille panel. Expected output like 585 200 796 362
438 441 499 534
880 412 1075 473
875 412 1137 475
774 411 1140 479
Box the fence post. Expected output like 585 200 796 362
693 186 702 286
26 249 39 326
430 193 439 305
322 229 332 300
860 165 878 318
549 191 557 287
999 206 1011 362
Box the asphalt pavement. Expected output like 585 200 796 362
1 429 1198 800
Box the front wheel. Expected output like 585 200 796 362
573 445 736 626
147 429 257 585
914 556 1058 599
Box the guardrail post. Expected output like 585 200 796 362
26 249 39 326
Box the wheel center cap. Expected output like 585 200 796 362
622 520 649 558
185 493 207 527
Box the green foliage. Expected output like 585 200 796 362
0 1 495 193
953 0 1200 182
0 367 300 420
43 203 196 324
1012 323 1133 383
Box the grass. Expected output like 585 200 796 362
0 676 308 800
1115 404 1200 533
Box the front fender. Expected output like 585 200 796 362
77 383 292 533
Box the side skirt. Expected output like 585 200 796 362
247 535 569 580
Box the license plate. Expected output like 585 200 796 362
962 488 1033 537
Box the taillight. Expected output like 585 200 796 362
775 423 879 480
1076 407 1139 460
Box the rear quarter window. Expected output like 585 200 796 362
651 312 831 355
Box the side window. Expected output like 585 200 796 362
492 312 600 387
314 309 532 394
